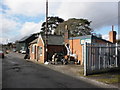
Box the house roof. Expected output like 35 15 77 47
69 35 112 44
69 35 92 40
92 35 112 43
41 35 64 45
29 38 38 44
19 35 30 42
19 33 39 43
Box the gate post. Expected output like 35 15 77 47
84 42 87 76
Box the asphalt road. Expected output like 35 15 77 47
0 58 2 89
2 52 103 88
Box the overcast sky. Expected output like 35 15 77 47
0 0 119 44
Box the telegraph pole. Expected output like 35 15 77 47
45 0 48 62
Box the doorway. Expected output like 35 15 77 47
37 46 40 61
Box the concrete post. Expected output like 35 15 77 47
84 42 87 76
115 43 118 67
99 47 101 70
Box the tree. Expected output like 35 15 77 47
41 16 64 34
55 18 93 37
7 43 13 50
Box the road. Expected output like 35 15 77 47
2 52 103 88
0 57 2 89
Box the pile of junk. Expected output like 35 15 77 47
50 44 80 65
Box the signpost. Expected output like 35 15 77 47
81 38 91 45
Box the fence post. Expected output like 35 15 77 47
82 45 84 65
115 43 118 67
84 42 87 76
99 46 101 70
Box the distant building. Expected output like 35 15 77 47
16 33 39 52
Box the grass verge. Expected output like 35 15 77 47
80 67 120 84
97 78 119 84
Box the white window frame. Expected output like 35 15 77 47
39 46 42 56
32 45 35 53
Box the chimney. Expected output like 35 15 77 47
109 25 117 43
64 25 69 44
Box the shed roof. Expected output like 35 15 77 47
69 35 112 43
19 35 31 42
29 38 38 44
41 35 64 45
19 33 39 43
92 35 112 43
69 35 92 40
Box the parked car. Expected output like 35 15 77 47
20 49 26 54
0 50 4 58
13 48 16 52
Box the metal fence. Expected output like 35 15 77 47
83 43 120 76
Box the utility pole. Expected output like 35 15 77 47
45 0 48 62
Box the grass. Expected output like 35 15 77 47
78 68 84 76
97 78 119 84
85 72 120 84
79 67 120 84
78 71 84 76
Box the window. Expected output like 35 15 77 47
39 46 42 56
32 45 35 53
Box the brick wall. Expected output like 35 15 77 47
37 37 45 63
69 39 83 65
69 37 111 65
30 44 37 60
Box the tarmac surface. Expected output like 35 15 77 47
44 64 120 89
2 52 119 89
2 52 102 88
0 58 2 89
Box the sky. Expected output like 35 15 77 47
0 0 119 44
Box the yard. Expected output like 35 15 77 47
43 64 120 88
